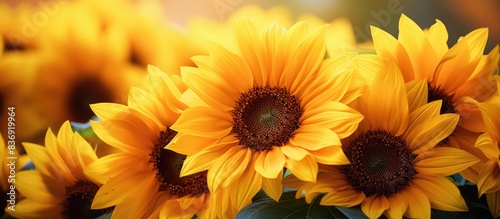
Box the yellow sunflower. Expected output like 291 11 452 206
166 19 364 211
0 3 49 147
283 61 479 219
475 94 500 218
0 133 30 217
27 2 145 145
84 66 235 218
366 14 499 182
7 121 107 219
79 0 199 73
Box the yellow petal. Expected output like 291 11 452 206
262 22 286 86
254 147 286 179
233 18 266 85
15 171 58 201
22 143 59 182
413 174 468 211
370 25 415 81
308 146 350 165
84 153 148 184
289 125 341 151
262 172 283 202
283 25 327 94
414 147 479 176
159 200 195 219
426 19 449 58
301 101 363 139
474 133 499 161
462 28 489 67
320 188 365 207
435 38 475 92
171 106 232 139
367 61 409 136
385 192 408 219
486 191 500 218
470 45 499 79
405 79 428 112
91 120 152 154
209 43 254 92
207 146 251 192
361 195 389 219
398 14 439 82
92 171 156 208
280 145 309 161
301 60 352 106
407 114 459 154
128 86 181 127
110 187 158 219
8 199 60 219
405 100 441 135
167 133 218 156
402 186 431 219
90 103 129 120
477 161 500 195
230 153 263 210
479 102 500 141
181 66 239 111
352 54 381 84
285 155 318 182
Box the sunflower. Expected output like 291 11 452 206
0 134 30 217
0 3 49 148
283 61 479 219
365 14 499 182
166 19 364 211
26 2 145 146
84 66 235 218
78 0 199 73
6 121 109 219
475 91 500 218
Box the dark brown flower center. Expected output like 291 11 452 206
128 44 146 68
341 130 417 197
427 82 456 114
62 180 112 219
2 37 27 52
232 86 302 151
150 129 209 197
68 77 115 123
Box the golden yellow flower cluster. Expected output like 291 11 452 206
1 1 499 219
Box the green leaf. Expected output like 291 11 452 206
235 191 348 219
73 124 98 139
335 206 368 219
94 212 112 219
252 189 270 202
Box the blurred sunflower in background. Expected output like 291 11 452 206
8 121 105 219
284 61 479 218
363 14 499 183
0 3 48 151
186 4 369 56
1 0 196 153
85 66 236 218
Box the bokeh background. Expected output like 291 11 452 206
3 0 499 49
